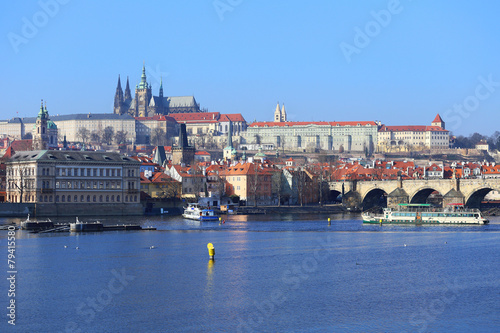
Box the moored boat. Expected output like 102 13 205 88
70 217 103 232
182 203 219 221
362 203 489 225
20 214 54 230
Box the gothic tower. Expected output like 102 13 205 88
124 76 132 103
114 75 124 115
172 124 195 165
158 76 164 112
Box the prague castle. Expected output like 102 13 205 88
114 64 201 117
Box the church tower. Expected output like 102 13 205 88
223 121 237 161
431 114 445 129
113 75 124 115
32 100 49 150
274 102 287 122
281 103 287 122
274 102 281 122
135 63 152 117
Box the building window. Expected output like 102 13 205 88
74 195 77 202
87 195 90 202
106 195 109 202
99 195 103 202
56 195 59 202
67 195 71 202
93 195 96 202
117 195 120 202
111 195 115 202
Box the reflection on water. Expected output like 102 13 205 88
0 213 499 332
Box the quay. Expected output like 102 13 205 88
17 218 156 233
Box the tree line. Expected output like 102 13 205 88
453 131 500 150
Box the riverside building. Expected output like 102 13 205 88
5 150 141 216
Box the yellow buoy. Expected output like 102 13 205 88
207 243 215 260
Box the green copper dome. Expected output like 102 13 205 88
47 120 57 129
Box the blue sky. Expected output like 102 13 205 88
1 0 500 136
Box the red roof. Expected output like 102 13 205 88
134 115 176 122
169 112 220 122
249 121 377 128
220 114 246 122
432 114 444 123
195 151 210 155
379 125 448 132
10 139 33 152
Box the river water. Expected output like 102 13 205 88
1 213 499 332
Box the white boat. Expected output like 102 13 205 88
362 203 489 225
182 203 219 221
70 217 103 232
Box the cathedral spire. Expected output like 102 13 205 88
124 76 132 101
114 75 124 110
159 76 164 98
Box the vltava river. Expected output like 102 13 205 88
1 213 499 332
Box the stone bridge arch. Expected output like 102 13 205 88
329 190 342 203
409 187 442 205
465 187 497 208
361 188 387 210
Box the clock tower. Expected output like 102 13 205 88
134 63 152 117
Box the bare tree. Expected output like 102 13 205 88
248 163 260 207
162 178 181 205
271 169 284 206
151 128 167 146
103 126 114 145
296 168 308 207
9 165 31 204
77 127 90 143
90 131 101 144
189 165 206 202
114 130 128 144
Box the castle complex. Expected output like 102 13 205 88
114 64 201 117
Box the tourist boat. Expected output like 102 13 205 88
362 203 489 225
182 203 219 221
20 214 54 230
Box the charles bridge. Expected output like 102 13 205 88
328 177 500 210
